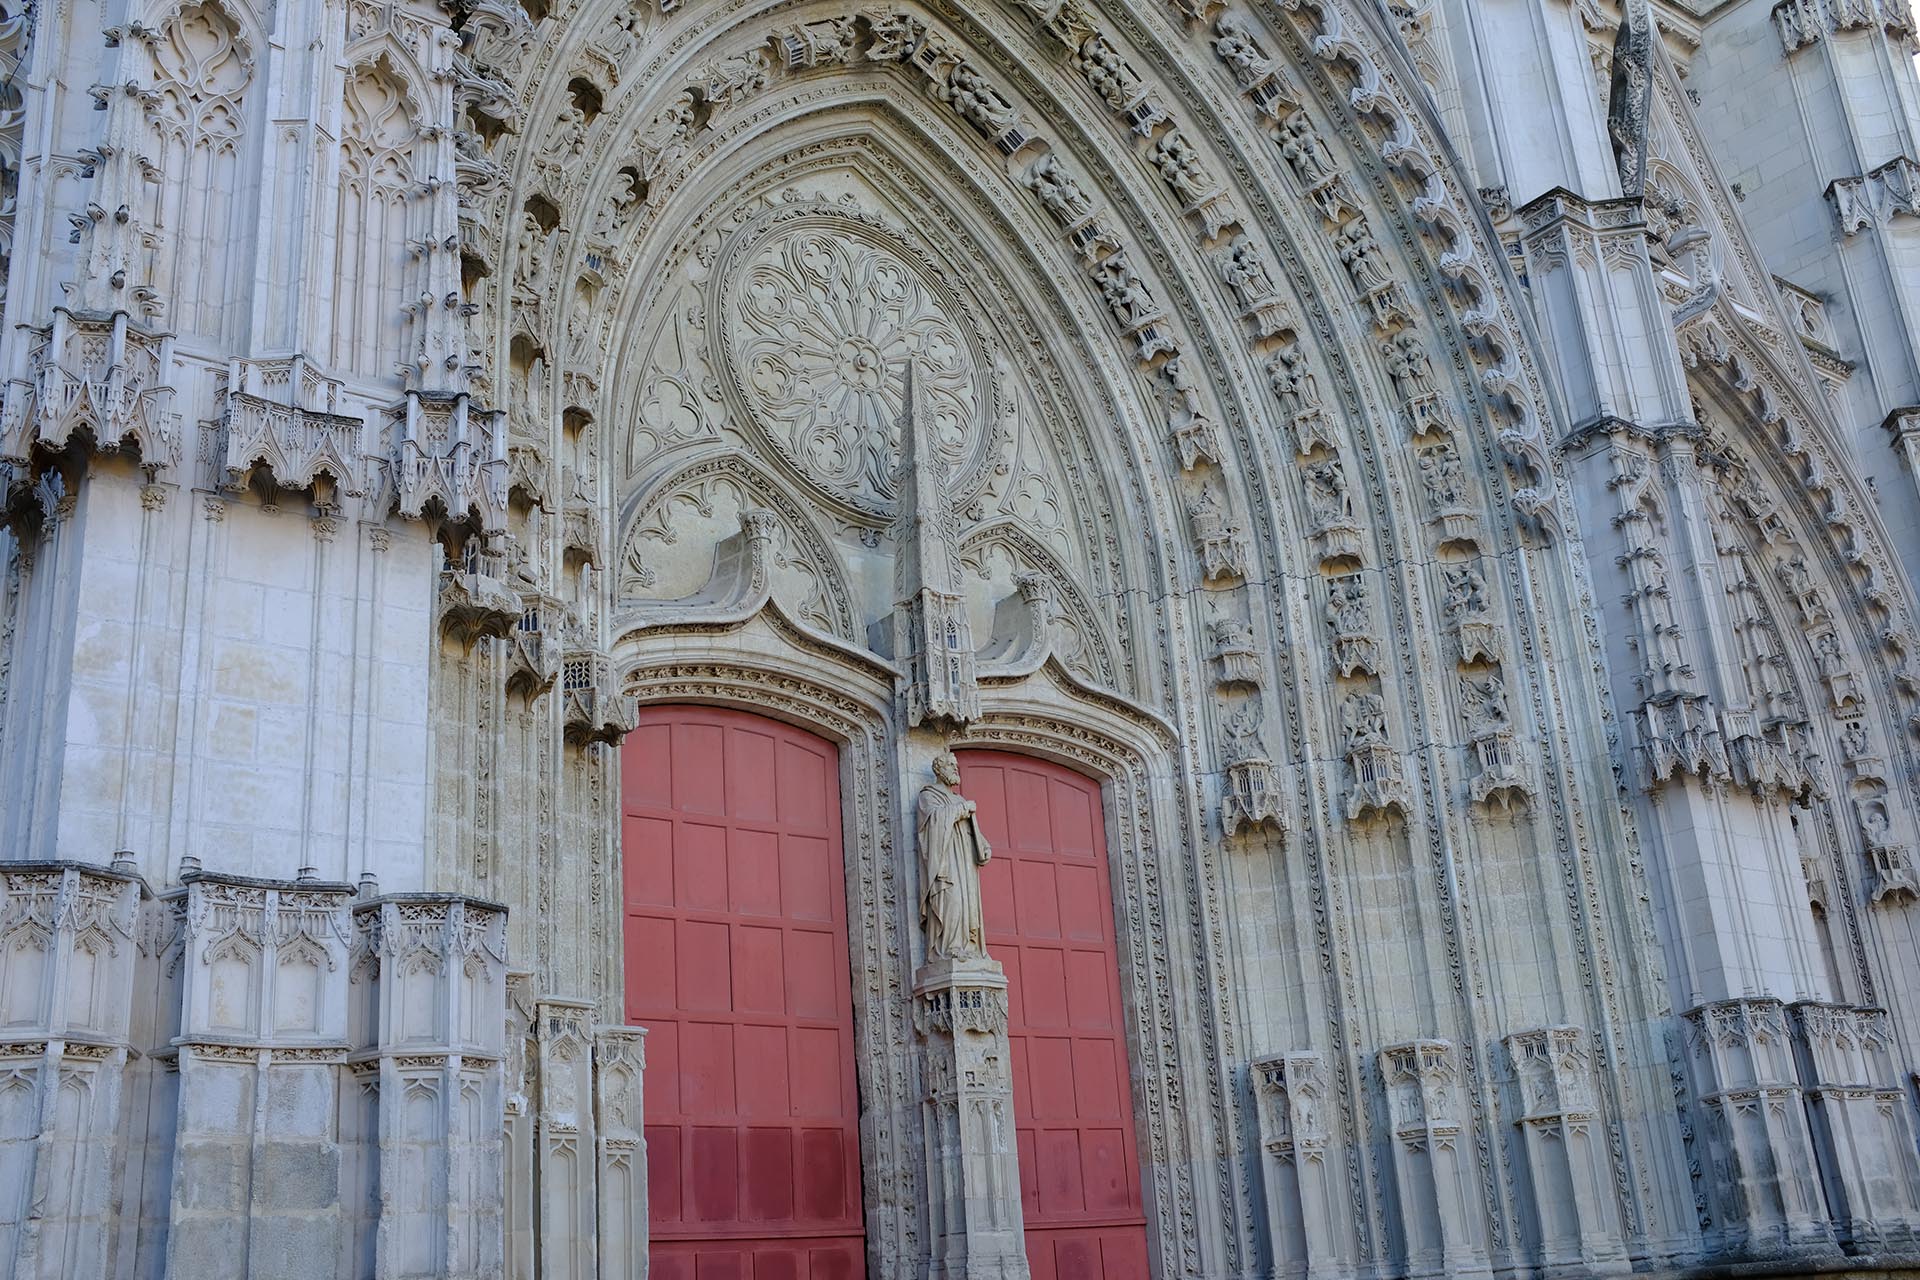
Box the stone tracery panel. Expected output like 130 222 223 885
712 203 997 522
331 58 421 378
147 0 253 342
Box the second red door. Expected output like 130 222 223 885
959 750 1151 1280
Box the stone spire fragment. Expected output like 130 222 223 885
890 360 980 730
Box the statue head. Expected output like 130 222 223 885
932 750 961 787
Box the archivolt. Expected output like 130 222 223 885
454 0 1657 1270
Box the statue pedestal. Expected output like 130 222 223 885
914 957 1029 1280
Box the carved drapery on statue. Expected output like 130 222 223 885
918 750 992 962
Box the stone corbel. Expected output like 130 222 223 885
1453 617 1505 667
1827 175 1876 238
1467 730 1533 810
1308 517 1363 567
561 651 639 746
1207 615 1262 689
1222 754 1285 837
504 596 565 702
561 497 602 568
1723 712 1822 802
1400 390 1458 442
390 389 508 535
1872 156 1920 218
439 566 523 648
1345 740 1411 820
1290 406 1336 455
1774 0 1823 49
0 309 181 512
215 356 366 506
1637 693 1731 788
974 572 1057 679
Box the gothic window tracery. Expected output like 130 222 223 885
331 58 420 377
148 1 253 341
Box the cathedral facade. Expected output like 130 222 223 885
3 0 1920 1273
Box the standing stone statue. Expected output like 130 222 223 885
918 750 992 961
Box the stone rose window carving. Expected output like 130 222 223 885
712 202 998 523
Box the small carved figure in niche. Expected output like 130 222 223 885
638 90 697 160
866 11 926 61
1095 255 1159 327
592 170 639 239
568 286 595 350
515 212 547 292
1267 343 1319 411
1325 575 1369 636
544 103 588 163
1218 239 1274 298
1381 331 1435 395
1841 719 1870 762
1815 630 1849 677
1336 219 1393 294
503 528 541 590
918 751 993 963
1163 355 1204 418
1418 443 1468 510
1024 154 1093 223
1340 690 1389 751
943 63 1018 137
1152 131 1213 205
513 352 549 441
1777 555 1816 601
1075 35 1135 109
1443 563 1490 620
1459 669 1509 732
1277 111 1335 187
1213 19 1277 84
1221 699 1265 762
1301 458 1352 525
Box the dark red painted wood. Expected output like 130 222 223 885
958 751 1151 1280
623 707 864 1280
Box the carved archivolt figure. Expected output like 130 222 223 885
918 751 993 962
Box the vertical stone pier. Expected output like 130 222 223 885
915 956 1027 1280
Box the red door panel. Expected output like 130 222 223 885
624 707 864 1280
960 751 1150 1279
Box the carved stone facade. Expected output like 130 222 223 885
4 0 1920 1275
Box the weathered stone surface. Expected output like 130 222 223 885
3 0 1920 1274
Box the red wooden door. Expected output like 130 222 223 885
622 707 864 1280
959 751 1150 1280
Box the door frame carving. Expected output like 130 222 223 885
617 607 1223 1280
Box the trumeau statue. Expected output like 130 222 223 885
918 750 992 963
